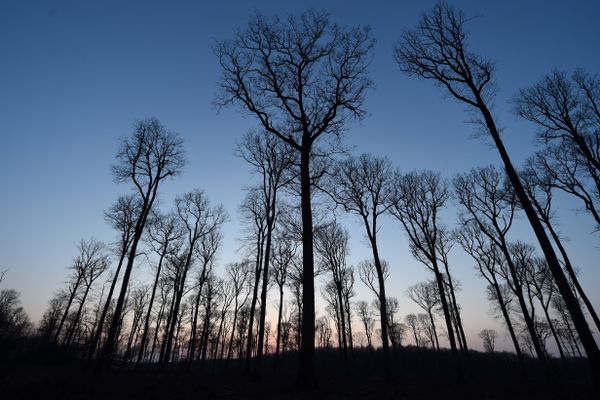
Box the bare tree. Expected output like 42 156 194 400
454 166 548 365
237 131 296 377
63 238 110 347
270 233 298 368
89 195 141 360
454 221 523 364
136 212 182 365
395 3 599 375
325 154 395 379
479 329 497 353
314 220 352 364
99 118 185 367
355 300 374 350
162 190 226 366
389 170 463 380
406 281 440 351
216 10 374 385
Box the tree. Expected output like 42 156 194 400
454 221 524 364
99 118 185 367
389 170 463 380
314 220 352 365
216 10 374 385
521 158 600 333
271 233 298 368
326 154 396 379
136 212 183 365
479 329 497 353
162 190 226 366
454 166 547 364
355 300 374 350
395 2 600 376
237 131 296 378
406 281 440 351
63 238 109 347
89 195 141 360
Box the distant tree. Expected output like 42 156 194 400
100 118 185 367
355 300 375 350
326 154 396 379
406 281 440 351
63 238 109 347
0 289 31 341
478 329 498 353
405 314 423 349
225 261 252 361
216 10 374 385
395 2 599 374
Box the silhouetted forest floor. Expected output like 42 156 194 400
1 345 596 399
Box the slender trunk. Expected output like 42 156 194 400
99 190 155 368
163 247 195 366
136 249 167 365
433 268 463 382
54 278 81 344
274 284 284 370
369 236 392 381
428 309 440 351
491 277 524 365
88 248 127 360
442 265 468 353
64 284 92 346
245 232 264 373
256 203 276 378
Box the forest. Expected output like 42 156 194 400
1 2 599 399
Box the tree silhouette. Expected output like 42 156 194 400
326 154 395 379
389 170 463 380
99 118 185 367
216 10 374 385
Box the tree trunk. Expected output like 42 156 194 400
298 146 316 387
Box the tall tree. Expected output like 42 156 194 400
237 131 296 378
389 170 463 380
395 3 600 376
325 154 395 379
216 10 374 385
99 118 185 367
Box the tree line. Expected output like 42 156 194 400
1 2 599 388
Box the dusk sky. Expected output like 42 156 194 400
1 0 599 352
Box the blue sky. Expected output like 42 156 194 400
1 0 599 351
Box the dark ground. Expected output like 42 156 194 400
1 344 596 399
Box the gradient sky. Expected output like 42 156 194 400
1 0 599 352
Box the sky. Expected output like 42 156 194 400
1 0 599 352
